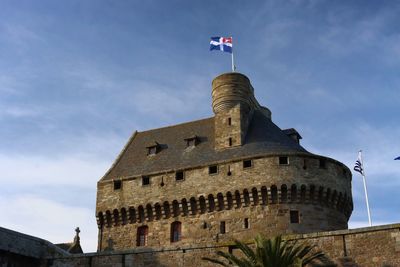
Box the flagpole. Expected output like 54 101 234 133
231 37 235 72
359 150 372 226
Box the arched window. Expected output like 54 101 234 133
154 203 162 220
199 196 206 214
105 211 112 227
170 221 182 243
226 192 233 209
325 188 331 206
181 199 189 216
252 188 259 205
235 190 242 208
163 201 171 219
300 185 307 202
128 207 136 224
261 186 268 205
271 185 278 204
146 204 153 221
217 193 224 211
291 184 297 203
243 189 250 206
137 226 148 246
97 212 104 228
173 200 180 217
138 206 145 223
309 185 316 203
281 185 287 203
190 197 197 215
318 186 324 204
113 209 119 226
121 208 127 225
208 194 215 212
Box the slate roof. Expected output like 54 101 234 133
101 110 311 182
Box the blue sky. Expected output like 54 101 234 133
1 0 399 252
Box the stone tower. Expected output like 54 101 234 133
95 72 353 251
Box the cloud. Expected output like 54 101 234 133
0 194 98 252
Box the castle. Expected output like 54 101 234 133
95 72 353 251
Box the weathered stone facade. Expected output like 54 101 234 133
95 72 353 252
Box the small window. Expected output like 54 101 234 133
279 156 289 165
243 160 252 168
228 117 231 126
175 171 184 181
113 180 122 190
290 210 300 224
137 226 148 246
228 138 232 147
171 221 182 243
142 176 150 186
220 221 226 234
202 221 207 229
244 218 249 229
148 146 157 155
185 136 198 148
303 159 307 170
319 159 326 169
209 165 218 175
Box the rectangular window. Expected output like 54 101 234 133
228 138 232 146
186 139 196 147
142 176 150 186
137 226 148 246
290 210 300 223
209 165 218 175
243 160 252 168
319 159 326 169
113 180 122 190
279 156 289 165
220 221 226 234
244 218 249 229
228 117 231 126
175 171 184 181
148 146 157 155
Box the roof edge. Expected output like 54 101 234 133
100 130 138 181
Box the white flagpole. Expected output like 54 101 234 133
359 150 372 226
231 37 235 72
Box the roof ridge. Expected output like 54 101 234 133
137 116 214 134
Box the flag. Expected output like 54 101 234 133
354 151 364 175
395 156 400 160
210 37 232 53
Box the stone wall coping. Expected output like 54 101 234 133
49 223 400 259
0 226 70 258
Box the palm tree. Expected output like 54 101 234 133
202 235 329 267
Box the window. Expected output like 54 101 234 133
142 176 150 186
279 156 289 165
175 171 184 181
244 218 249 229
243 160 252 168
137 226 148 246
228 138 232 146
113 180 122 190
228 117 231 126
209 165 218 175
220 221 226 234
185 136 198 147
170 221 182 242
290 210 300 224
319 159 326 169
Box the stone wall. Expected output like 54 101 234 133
46 223 400 267
96 154 352 251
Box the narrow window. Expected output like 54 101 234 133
147 146 157 155
142 176 150 186
243 159 252 168
175 171 184 181
113 180 122 190
228 138 232 147
279 156 289 165
244 218 249 229
290 210 300 224
319 159 326 169
170 221 182 242
303 159 307 170
137 226 148 246
220 221 226 234
209 165 218 175
202 221 207 229
228 117 231 126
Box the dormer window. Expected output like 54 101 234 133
146 141 160 155
184 135 199 148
